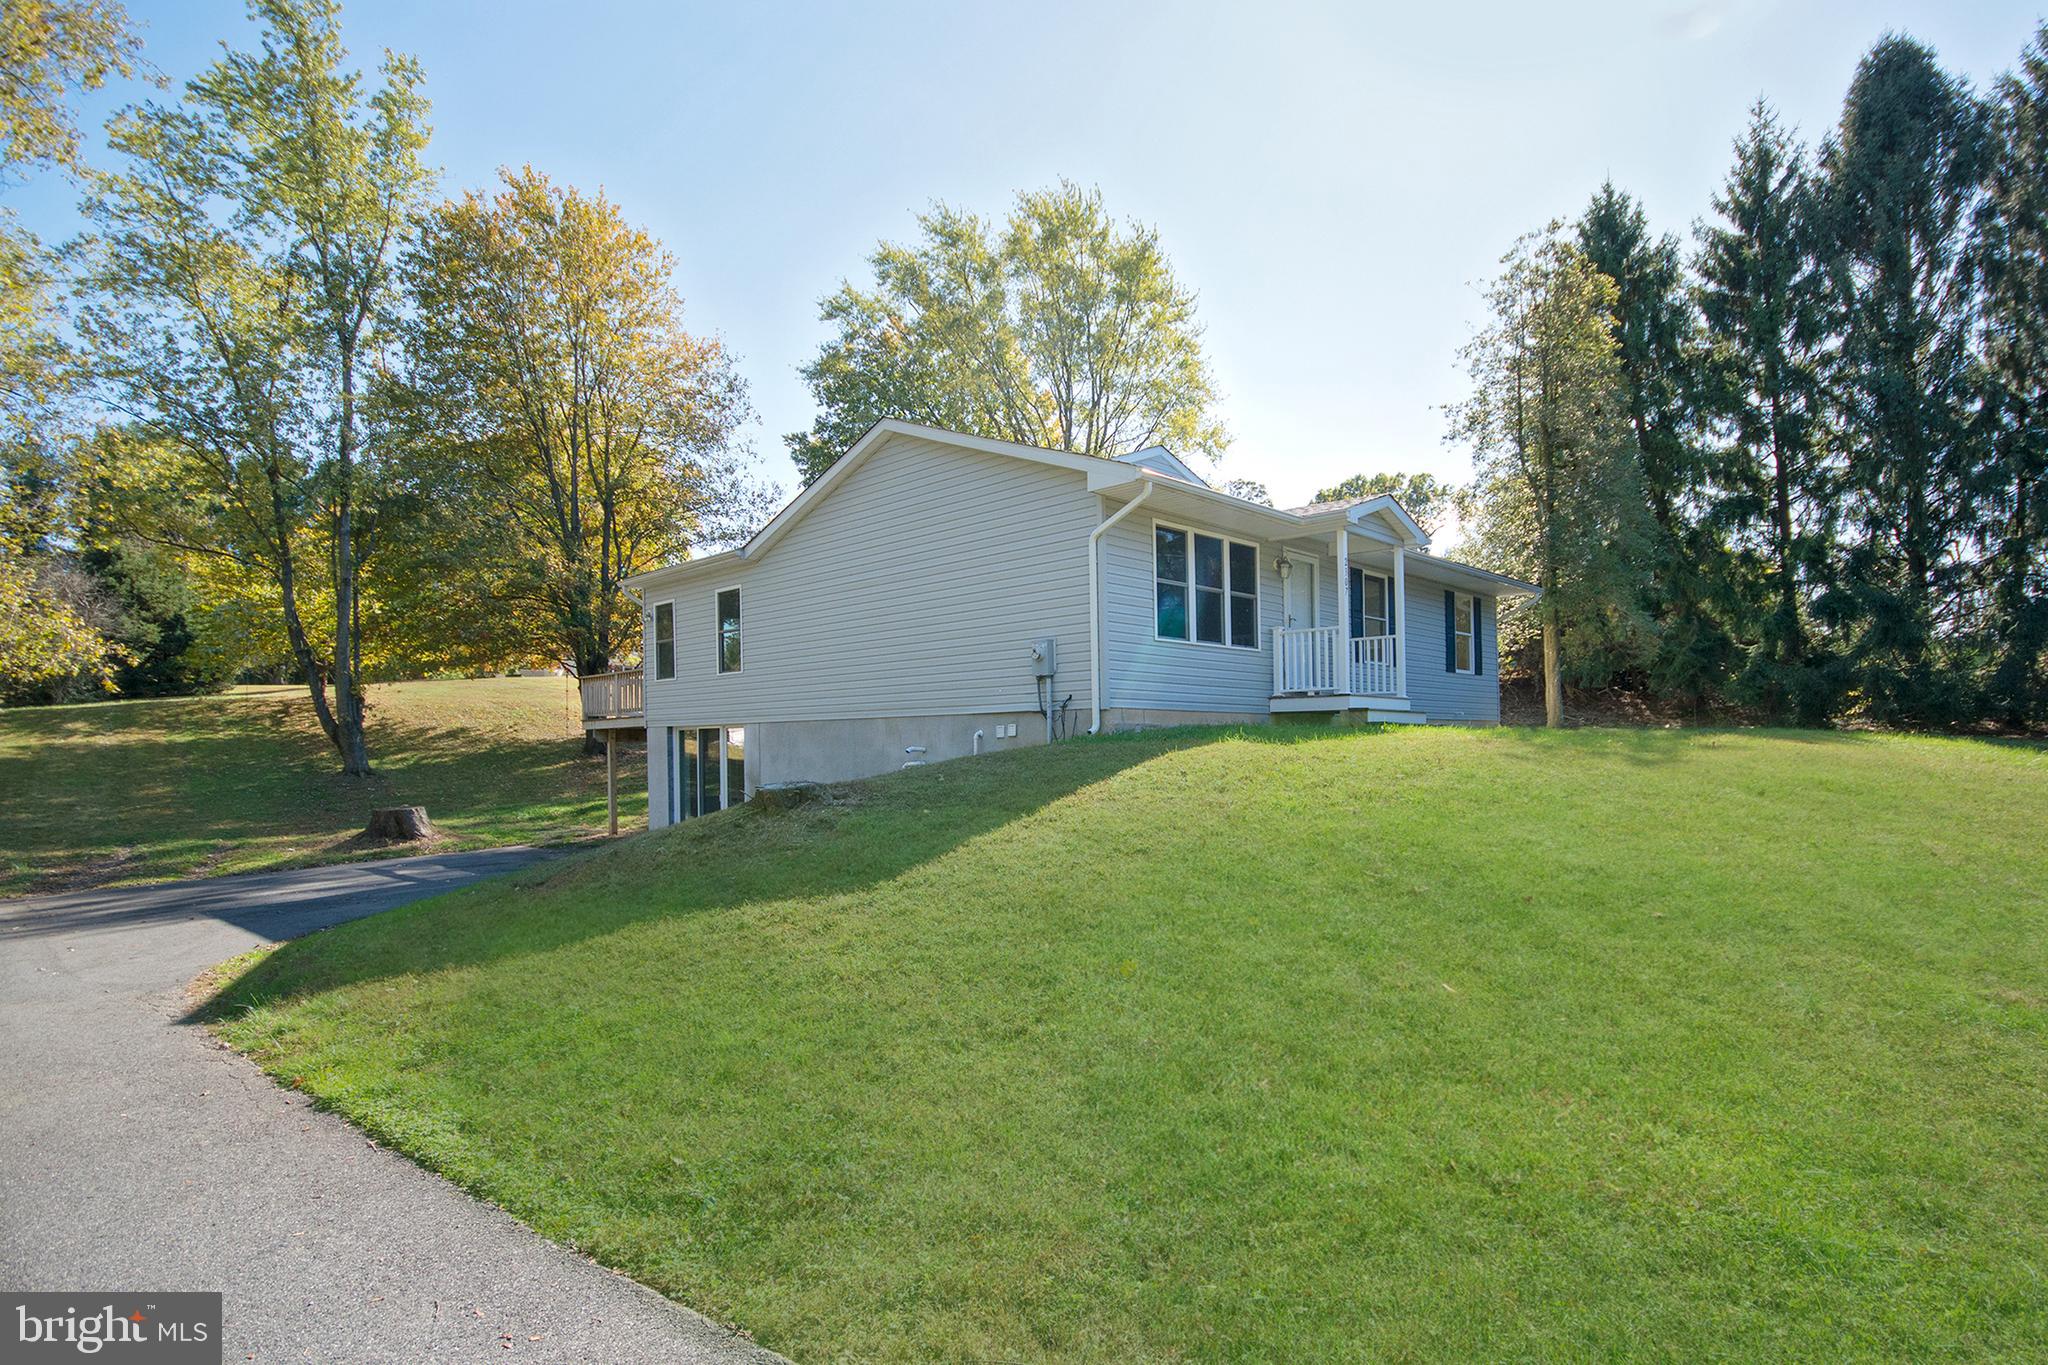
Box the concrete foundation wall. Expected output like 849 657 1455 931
751 706 1285 787
649 704 1290 822
1099 707 1270 731
750 710 1060 788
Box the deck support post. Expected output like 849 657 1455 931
605 730 618 836
1393 546 1408 699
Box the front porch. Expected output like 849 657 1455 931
1268 626 1426 722
1266 522 1426 723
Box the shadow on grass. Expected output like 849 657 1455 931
184 719 2003 1023
188 724 1332 1021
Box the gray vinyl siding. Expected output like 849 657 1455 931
1098 512 1284 713
641 434 1098 733
1402 567 1500 723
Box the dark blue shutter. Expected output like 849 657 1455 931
1443 590 1455 671
1474 597 1485 676
1386 576 1397 636
1348 567 1364 639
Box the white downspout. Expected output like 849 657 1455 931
1088 481 1156 734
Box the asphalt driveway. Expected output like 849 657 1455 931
0 849 784 1363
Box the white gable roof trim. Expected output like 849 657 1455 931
624 418 1537 598
1114 445 1209 487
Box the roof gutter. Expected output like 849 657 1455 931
1088 481 1154 735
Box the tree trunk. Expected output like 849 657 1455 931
2002 465 2042 727
1543 612 1564 728
331 339 372 777
1768 406 1804 668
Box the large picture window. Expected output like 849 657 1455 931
652 602 675 680
715 587 742 673
1155 523 1257 648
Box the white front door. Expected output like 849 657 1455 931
1283 561 1317 629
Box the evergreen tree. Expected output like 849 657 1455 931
1818 36 1989 725
1578 182 1731 706
1694 103 1837 721
1975 25 2048 726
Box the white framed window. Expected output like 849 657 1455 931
715 586 741 674
670 723 746 820
1154 522 1258 649
652 602 675 680
1453 592 1475 673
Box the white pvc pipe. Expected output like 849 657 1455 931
1088 481 1155 734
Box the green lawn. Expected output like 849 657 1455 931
207 726 2046 1361
0 677 642 896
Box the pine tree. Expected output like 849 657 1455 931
1577 183 1731 708
1975 25 2048 726
1695 102 1836 721
1818 36 1989 725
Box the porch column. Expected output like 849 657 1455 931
1393 546 1408 699
1333 528 1350 696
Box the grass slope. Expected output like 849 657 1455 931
1 677 641 895
209 727 2046 1361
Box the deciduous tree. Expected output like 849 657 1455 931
1449 227 1654 726
789 181 1225 482
79 0 428 773
0 0 139 699
391 167 761 687
1309 470 1457 535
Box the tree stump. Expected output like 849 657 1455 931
365 806 434 841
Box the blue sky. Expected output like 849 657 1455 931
11 0 2043 508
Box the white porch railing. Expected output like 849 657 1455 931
1273 625 1341 694
1350 634 1397 695
579 668 644 721
1273 628 1399 696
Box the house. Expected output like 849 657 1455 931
580 419 1539 828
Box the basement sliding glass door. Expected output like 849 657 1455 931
669 725 747 821
696 728 721 816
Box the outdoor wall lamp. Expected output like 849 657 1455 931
1275 551 1293 581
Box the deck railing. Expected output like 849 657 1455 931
1273 628 1398 696
579 667 644 721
